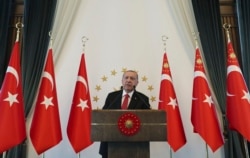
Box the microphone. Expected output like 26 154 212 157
103 93 121 109
135 91 151 109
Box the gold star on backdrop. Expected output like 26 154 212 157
111 70 117 76
150 96 156 102
93 96 99 102
142 76 147 82
148 85 154 91
121 68 127 73
95 85 101 91
113 87 119 91
101 75 108 82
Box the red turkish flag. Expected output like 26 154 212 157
226 39 250 141
191 47 224 152
30 49 62 154
0 42 26 153
67 53 93 153
158 53 186 151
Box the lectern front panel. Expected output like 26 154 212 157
91 110 167 142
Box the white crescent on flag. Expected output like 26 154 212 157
227 65 242 75
227 92 235 97
6 66 19 86
194 71 208 81
159 74 173 103
193 71 208 100
161 74 172 83
42 71 54 90
227 65 242 97
77 76 88 93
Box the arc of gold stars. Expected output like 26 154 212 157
93 68 157 107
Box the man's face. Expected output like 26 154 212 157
122 71 138 93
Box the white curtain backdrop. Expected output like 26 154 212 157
26 0 225 157
51 0 81 62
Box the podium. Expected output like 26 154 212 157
91 110 167 158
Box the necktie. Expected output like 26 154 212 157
121 94 129 109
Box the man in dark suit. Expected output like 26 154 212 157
99 70 151 158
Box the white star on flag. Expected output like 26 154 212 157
4 92 19 107
203 94 213 107
168 97 177 109
40 96 54 109
241 90 250 104
76 99 89 111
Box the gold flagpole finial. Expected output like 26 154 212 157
82 36 89 51
162 35 168 52
15 22 24 42
192 31 199 48
49 31 53 48
223 23 231 41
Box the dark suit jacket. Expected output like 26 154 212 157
99 90 151 158
102 90 150 110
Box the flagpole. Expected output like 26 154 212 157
169 145 172 158
78 152 80 158
2 151 6 158
244 139 250 158
205 144 209 158
163 35 172 158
